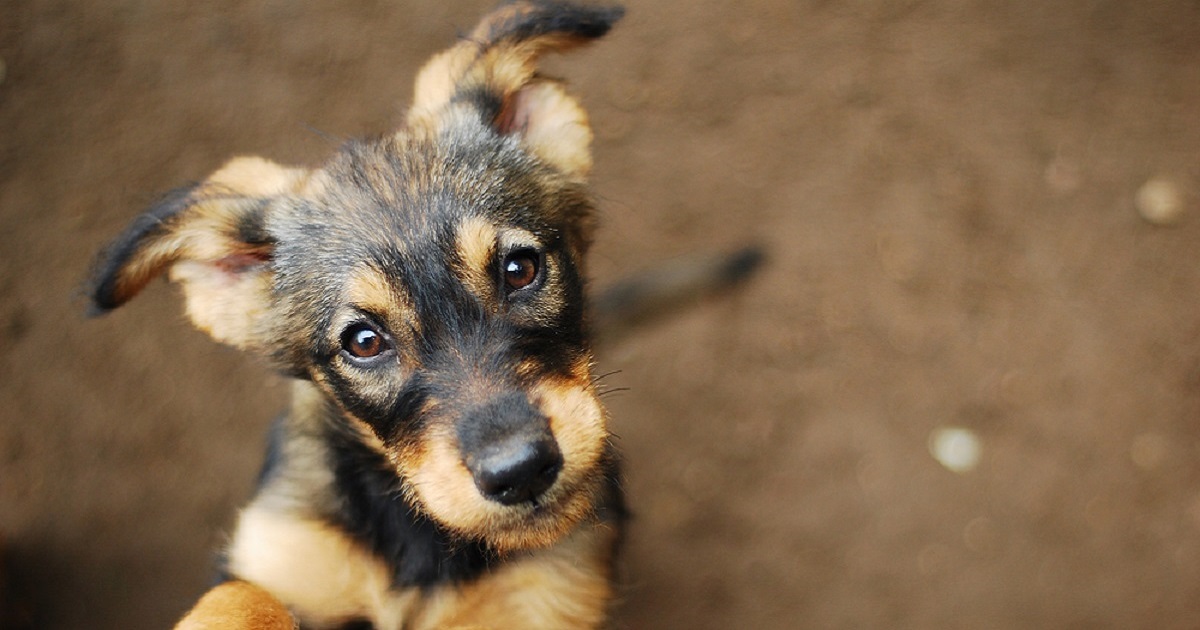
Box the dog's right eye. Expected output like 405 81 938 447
340 322 391 360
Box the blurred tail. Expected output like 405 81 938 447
592 245 765 344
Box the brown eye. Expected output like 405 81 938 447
341 322 389 360
503 249 540 291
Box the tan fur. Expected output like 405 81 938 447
344 267 403 316
507 81 594 177
532 377 607 496
496 227 542 256
164 200 272 347
174 580 296 630
454 217 500 302
423 521 617 629
407 6 596 179
343 268 421 347
169 255 273 349
207 156 310 197
225 503 615 630
228 507 421 629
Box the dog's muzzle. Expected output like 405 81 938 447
458 393 563 505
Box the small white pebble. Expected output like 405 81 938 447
928 426 982 473
1136 177 1186 226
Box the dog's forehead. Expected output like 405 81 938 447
305 126 557 246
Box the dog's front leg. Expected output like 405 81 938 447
175 580 296 630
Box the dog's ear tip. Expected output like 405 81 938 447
579 3 626 30
79 279 120 318
81 244 135 312
555 2 626 40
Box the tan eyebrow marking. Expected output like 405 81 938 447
343 266 420 342
456 217 498 275
454 217 499 301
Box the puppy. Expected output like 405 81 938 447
90 2 625 627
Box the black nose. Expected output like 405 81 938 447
470 435 563 505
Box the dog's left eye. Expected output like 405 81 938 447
503 249 541 292
341 322 391 360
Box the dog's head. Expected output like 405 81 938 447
88 1 624 553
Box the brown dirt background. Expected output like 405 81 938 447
3 0 1200 628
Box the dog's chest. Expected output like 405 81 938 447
225 504 614 629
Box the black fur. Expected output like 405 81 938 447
481 1 625 45
324 418 496 587
455 392 553 466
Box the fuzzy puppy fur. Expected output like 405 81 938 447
89 2 629 628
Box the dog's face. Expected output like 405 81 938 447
88 2 623 552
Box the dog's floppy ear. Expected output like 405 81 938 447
87 157 308 350
407 1 624 179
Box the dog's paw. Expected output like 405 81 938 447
175 581 296 630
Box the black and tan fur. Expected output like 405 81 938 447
87 2 759 628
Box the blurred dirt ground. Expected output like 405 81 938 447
2 0 1200 628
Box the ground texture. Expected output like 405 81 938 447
2 1 1200 628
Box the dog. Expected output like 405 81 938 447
87 2 759 628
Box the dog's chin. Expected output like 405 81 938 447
476 477 602 553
